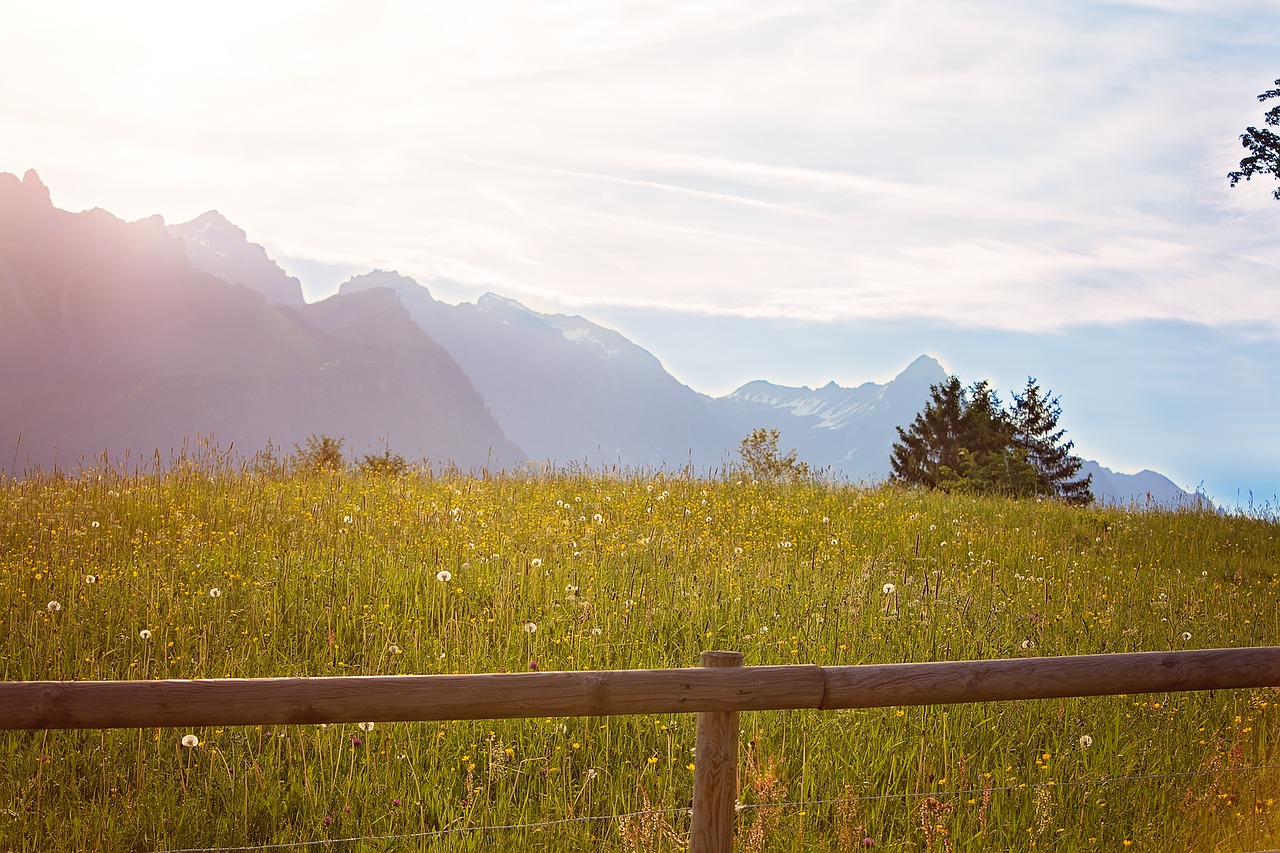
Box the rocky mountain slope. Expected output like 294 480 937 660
0 170 521 473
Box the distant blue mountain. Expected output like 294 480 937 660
338 271 739 470
2 169 1194 504
708 355 948 483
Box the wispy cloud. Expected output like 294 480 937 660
4 0 1280 330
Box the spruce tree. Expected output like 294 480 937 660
892 375 1091 502
957 381 1038 495
1010 379 1093 504
890 376 966 488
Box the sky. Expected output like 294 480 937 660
3 1 1279 508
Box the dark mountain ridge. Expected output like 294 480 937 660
0 170 521 472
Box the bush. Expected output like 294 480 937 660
293 434 345 473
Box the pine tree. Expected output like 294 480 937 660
1010 379 1093 504
889 376 966 488
892 375 1091 502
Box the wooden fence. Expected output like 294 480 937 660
4 646 1280 852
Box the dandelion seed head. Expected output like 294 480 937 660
46 601 61 612
523 622 538 634
1079 735 1093 748
181 734 199 748
139 629 152 640
529 558 542 568
84 574 97 584
1181 631 1192 641
208 588 222 598
358 722 375 732
436 570 452 583
882 583 896 595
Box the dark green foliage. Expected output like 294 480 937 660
889 376 968 485
359 446 410 477
892 377 1092 503
1010 379 1093 504
1228 78 1280 200
737 427 811 483
294 434 345 473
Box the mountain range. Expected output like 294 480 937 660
0 170 1191 506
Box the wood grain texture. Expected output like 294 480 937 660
2 648 1279 731
818 648 1280 709
0 664 824 730
690 651 743 853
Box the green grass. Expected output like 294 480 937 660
2 460 1279 851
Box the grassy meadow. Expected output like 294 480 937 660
2 454 1279 851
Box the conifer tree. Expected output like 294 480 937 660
891 376 1091 502
1010 379 1093 504
889 376 966 488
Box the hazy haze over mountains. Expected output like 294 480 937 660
0 171 1193 505
338 270 740 470
0 170 521 470
168 211 307 308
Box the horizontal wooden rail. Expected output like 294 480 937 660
821 646 1280 707
3 647 1279 730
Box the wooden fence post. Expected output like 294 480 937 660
690 651 743 853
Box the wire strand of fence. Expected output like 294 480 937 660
148 760 1280 853
152 806 692 853
735 760 1280 812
